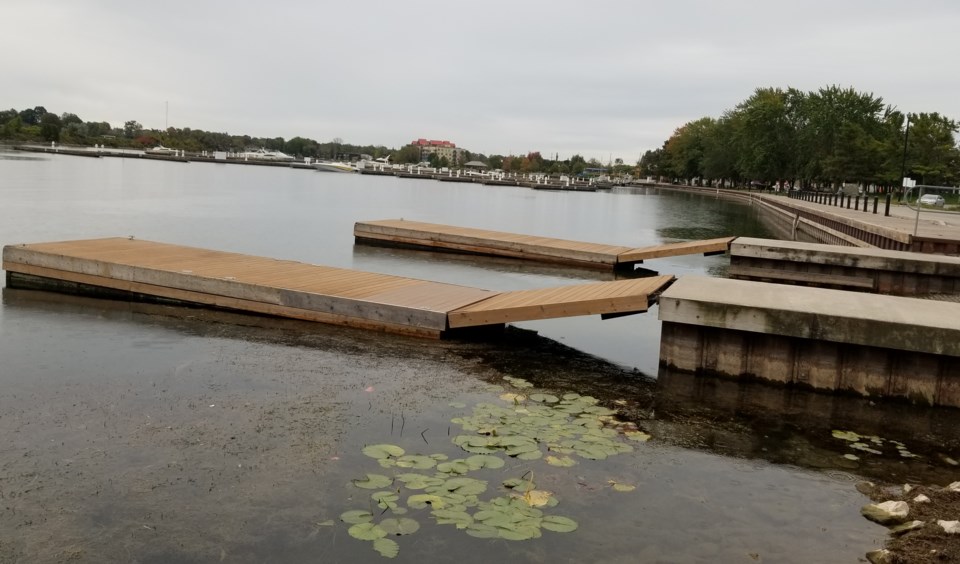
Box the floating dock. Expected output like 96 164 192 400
354 219 734 270
658 276 960 407
2 238 674 338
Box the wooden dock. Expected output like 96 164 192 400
354 219 734 269
2 238 674 338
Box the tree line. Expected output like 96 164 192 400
638 86 960 189
0 105 636 174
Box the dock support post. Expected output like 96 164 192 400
884 193 891 217
873 196 879 214
855 196 860 211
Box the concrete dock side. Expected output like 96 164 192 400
658 276 960 406
730 237 960 295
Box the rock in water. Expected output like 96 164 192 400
913 494 931 503
939 520 960 534
946 481 960 493
865 549 894 564
889 520 924 536
861 501 910 525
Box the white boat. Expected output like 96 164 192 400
314 161 358 173
146 144 179 155
239 148 295 161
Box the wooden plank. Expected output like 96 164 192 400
5 263 444 338
728 264 876 289
4 237 672 336
355 219 630 266
448 275 674 328
617 237 735 264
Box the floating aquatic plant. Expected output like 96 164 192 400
340 377 650 558
831 430 920 459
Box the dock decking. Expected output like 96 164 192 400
354 219 734 269
2 238 674 338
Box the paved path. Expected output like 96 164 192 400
767 194 960 241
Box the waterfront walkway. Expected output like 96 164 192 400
770 193 960 245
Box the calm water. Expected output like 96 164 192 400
2 150 957 563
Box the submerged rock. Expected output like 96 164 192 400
938 520 960 534
861 501 909 525
865 548 894 564
889 520 924 536
946 481 960 493
913 494 931 503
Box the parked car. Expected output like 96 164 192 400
919 194 946 207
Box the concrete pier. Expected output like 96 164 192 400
730 237 960 296
658 276 960 407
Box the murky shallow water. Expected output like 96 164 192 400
1 151 958 562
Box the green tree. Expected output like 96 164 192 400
123 120 142 138
904 112 960 185
393 144 422 164
40 112 62 142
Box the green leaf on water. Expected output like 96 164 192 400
449 402 467 409
353 473 393 489
502 477 536 492
843 453 860 461
529 393 559 403
441 477 488 496
437 460 471 475
395 474 444 490
545 455 577 467
348 522 387 541
465 522 500 538
466 454 505 470
379 517 420 536
610 481 636 492
340 510 374 524
497 526 541 540
362 444 406 460
832 430 861 442
541 515 578 532
371 491 400 510
407 494 446 509
373 537 399 558
624 430 651 442
516 450 543 461
504 376 534 389
395 455 436 470
431 509 473 528
316 519 335 526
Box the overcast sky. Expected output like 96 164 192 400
4 0 960 161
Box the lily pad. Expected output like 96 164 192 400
624 430 651 442
545 455 577 467
832 430 861 442
373 537 399 558
610 482 636 492
529 393 559 403
441 477 488 496
431 509 473 528
353 473 393 489
437 460 471 475
465 522 500 538
363 444 405 460
522 490 554 507
407 494 446 509
340 510 374 524
449 402 467 409
395 474 444 490
498 525 541 540
466 455 505 470
843 453 860 461
541 515 578 533
503 477 536 492
372 491 401 510
500 393 526 403
380 517 421 536
503 376 534 389
348 522 388 540
395 455 436 470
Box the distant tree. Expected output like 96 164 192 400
60 112 83 126
40 112 61 142
1 115 22 138
638 147 668 178
393 144 422 164
19 106 47 126
905 112 960 185
123 120 142 138
487 155 504 169
439 156 450 168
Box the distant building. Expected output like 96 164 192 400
411 138 465 165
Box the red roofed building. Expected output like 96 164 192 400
411 138 465 165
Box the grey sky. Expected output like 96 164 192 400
4 0 960 161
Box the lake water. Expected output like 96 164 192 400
2 149 957 563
